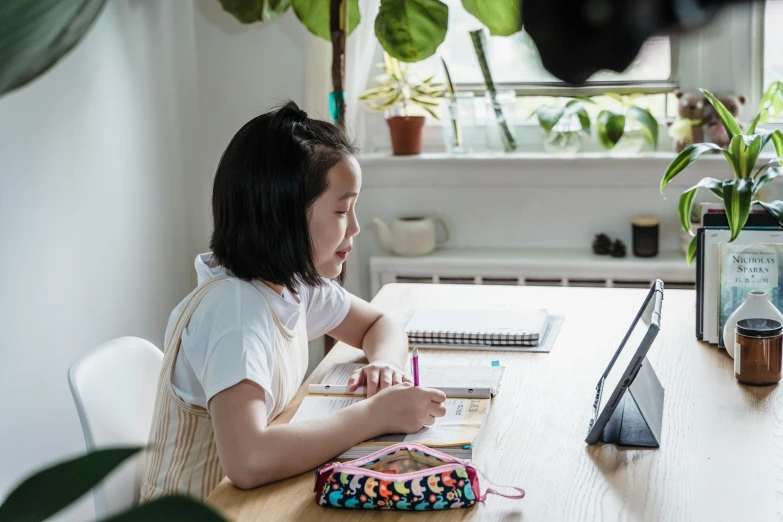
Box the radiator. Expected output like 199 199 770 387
369 248 695 296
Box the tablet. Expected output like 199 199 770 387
585 280 663 445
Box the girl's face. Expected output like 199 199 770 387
308 155 362 279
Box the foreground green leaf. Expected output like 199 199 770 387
597 110 625 149
0 0 107 95
723 178 753 241
687 236 698 266
660 142 725 194
628 106 658 150
703 89 742 143
536 106 564 133
678 177 725 234
102 495 228 522
462 0 521 36
292 0 360 41
375 0 448 62
754 166 783 198
757 200 783 228
0 447 143 522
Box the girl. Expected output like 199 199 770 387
140 102 446 501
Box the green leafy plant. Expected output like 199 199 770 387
0 447 228 521
596 93 659 150
0 0 108 96
359 53 445 119
534 97 593 135
758 81 783 123
470 28 517 152
441 58 463 148
661 89 783 265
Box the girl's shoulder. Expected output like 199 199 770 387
191 277 276 332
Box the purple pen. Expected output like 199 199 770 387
412 346 420 386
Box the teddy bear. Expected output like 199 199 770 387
704 94 746 149
667 89 706 152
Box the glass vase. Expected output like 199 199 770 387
543 114 583 154
441 92 476 154
483 90 517 153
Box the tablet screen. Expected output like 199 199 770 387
598 292 655 414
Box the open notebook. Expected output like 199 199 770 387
406 308 549 348
308 362 506 399
290 395 489 460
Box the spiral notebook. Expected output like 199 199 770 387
405 308 549 347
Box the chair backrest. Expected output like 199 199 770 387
68 337 162 519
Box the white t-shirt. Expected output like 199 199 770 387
168 253 350 410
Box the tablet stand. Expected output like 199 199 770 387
600 357 664 448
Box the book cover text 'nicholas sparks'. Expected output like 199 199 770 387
719 244 783 345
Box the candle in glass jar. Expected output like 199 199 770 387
734 318 783 386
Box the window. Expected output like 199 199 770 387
408 0 675 96
764 0 783 89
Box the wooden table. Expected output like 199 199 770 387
207 284 783 521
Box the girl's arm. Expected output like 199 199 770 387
209 379 446 489
327 295 411 396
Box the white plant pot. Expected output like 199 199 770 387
722 290 783 359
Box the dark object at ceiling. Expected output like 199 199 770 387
523 0 762 85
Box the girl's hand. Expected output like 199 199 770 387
366 382 447 434
347 361 411 397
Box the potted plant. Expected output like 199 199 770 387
359 53 445 156
533 97 593 153
661 89 783 264
596 93 659 153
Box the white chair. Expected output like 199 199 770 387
68 337 162 519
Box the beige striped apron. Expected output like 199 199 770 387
140 276 309 501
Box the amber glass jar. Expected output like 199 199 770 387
734 318 783 385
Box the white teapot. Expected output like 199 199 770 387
372 216 449 256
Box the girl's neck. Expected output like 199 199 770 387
260 280 285 296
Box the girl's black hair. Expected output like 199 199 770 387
210 101 358 291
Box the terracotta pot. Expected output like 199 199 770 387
386 116 425 155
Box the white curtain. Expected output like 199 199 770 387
345 0 381 147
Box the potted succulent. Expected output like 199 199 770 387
533 97 593 153
359 53 445 156
596 93 659 153
661 89 783 264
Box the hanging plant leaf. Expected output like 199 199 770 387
375 0 448 63
461 0 521 36
292 0 360 41
596 110 625 149
219 0 292 23
0 0 108 96
0 447 143 522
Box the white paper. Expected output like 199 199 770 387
310 362 504 398
289 396 482 445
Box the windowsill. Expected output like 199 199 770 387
357 150 745 188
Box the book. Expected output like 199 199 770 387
308 362 506 399
701 228 783 344
699 202 780 228
718 243 783 346
405 308 549 347
289 395 489 460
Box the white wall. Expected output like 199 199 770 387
190 0 329 374
0 1 197 519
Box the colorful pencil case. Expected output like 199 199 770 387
314 443 524 510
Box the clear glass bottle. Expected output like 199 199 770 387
441 92 476 154
483 90 517 153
